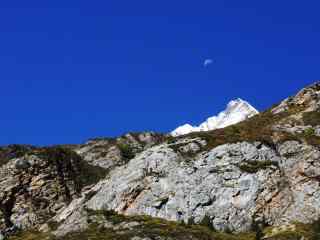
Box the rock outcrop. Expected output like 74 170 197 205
74 132 165 169
0 147 106 232
52 140 320 234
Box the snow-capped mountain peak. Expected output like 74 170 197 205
171 98 259 136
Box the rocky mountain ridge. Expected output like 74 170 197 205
1 82 320 240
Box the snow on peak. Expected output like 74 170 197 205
170 124 195 137
171 98 259 137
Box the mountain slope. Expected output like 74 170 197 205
2 82 320 240
48 82 320 237
171 98 259 136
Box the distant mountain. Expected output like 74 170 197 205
171 98 259 136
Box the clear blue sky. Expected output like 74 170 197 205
0 0 319 145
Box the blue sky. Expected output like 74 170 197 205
0 0 319 145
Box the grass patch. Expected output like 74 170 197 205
8 230 52 240
264 222 320 240
303 111 320 127
167 104 319 155
170 110 290 153
297 128 320 147
304 135 320 147
82 210 256 240
9 211 320 240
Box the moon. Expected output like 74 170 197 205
203 59 213 67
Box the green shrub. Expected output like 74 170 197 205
304 128 315 137
118 144 135 161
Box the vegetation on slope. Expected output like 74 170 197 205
8 210 320 240
9 210 256 240
168 110 296 154
303 111 320 127
117 143 135 161
34 147 108 189
238 160 279 173
263 221 320 240
169 106 320 156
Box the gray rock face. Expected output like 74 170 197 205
53 136 320 235
85 141 282 232
272 82 320 114
314 126 320 136
276 141 320 224
76 140 123 169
